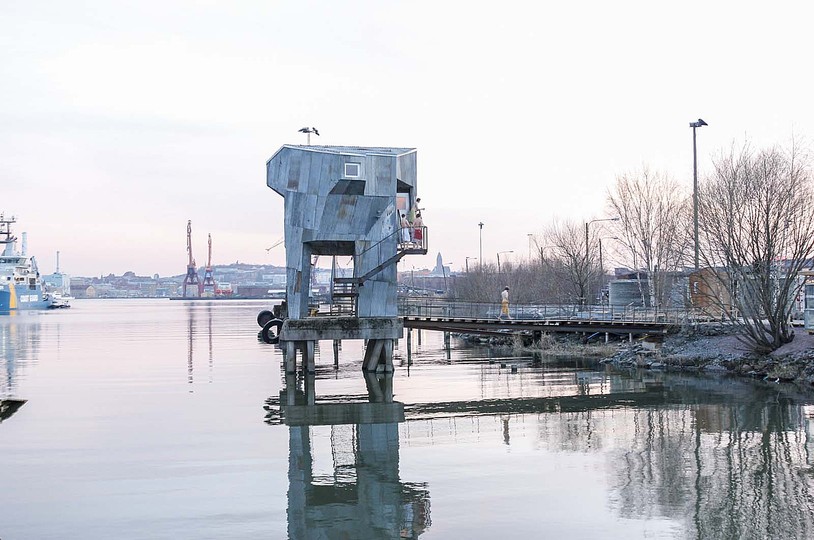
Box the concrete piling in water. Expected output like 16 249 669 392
407 328 412 365
333 340 340 369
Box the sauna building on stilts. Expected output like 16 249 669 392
265 145 427 372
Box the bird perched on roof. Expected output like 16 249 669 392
298 126 320 144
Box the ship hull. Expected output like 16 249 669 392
0 283 51 312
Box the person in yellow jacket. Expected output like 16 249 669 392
498 286 512 320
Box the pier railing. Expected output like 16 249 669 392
397 298 696 325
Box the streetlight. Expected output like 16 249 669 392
585 218 619 306
585 217 620 264
478 222 484 270
497 250 513 273
465 256 477 273
690 118 708 269
527 233 534 260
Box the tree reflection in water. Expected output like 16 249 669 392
529 372 814 539
266 361 814 539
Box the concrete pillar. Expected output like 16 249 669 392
364 371 384 402
287 425 312 539
304 373 315 405
333 339 340 369
381 372 393 402
361 339 395 372
380 339 394 373
284 373 297 406
364 371 395 403
363 340 384 371
406 328 412 364
305 340 315 373
284 341 297 373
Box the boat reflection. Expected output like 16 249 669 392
0 317 38 423
265 372 431 539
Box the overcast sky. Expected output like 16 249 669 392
2 1 814 277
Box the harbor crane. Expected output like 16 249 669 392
200 233 217 296
182 220 202 297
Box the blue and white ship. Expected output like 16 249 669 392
0 214 52 312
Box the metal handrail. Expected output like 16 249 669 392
397 298 703 325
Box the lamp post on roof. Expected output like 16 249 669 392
690 118 707 269
298 126 320 145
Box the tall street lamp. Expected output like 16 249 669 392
465 257 477 273
478 222 484 270
497 250 513 273
585 217 620 264
527 233 534 260
690 118 707 269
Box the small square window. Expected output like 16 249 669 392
345 163 360 178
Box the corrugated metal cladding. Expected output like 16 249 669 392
609 279 651 308
265 144 418 319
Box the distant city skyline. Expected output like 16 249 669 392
3 2 814 277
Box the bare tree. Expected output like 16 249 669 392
698 141 814 352
607 166 692 307
544 219 597 307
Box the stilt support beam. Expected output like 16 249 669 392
282 340 317 374
362 338 395 373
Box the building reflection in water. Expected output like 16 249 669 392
265 351 814 538
265 372 431 539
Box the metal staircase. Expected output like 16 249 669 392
327 226 428 316
330 279 358 316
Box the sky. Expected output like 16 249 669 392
2 1 814 277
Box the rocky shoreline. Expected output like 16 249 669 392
601 323 814 388
459 324 814 389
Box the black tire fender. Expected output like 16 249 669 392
261 319 283 344
257 310 274 328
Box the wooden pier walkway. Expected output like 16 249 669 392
402 315 673 337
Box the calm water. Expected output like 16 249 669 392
2 299 814 539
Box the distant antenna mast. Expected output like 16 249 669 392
182 220 202 297
201 233 217 296
298 126 320 145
